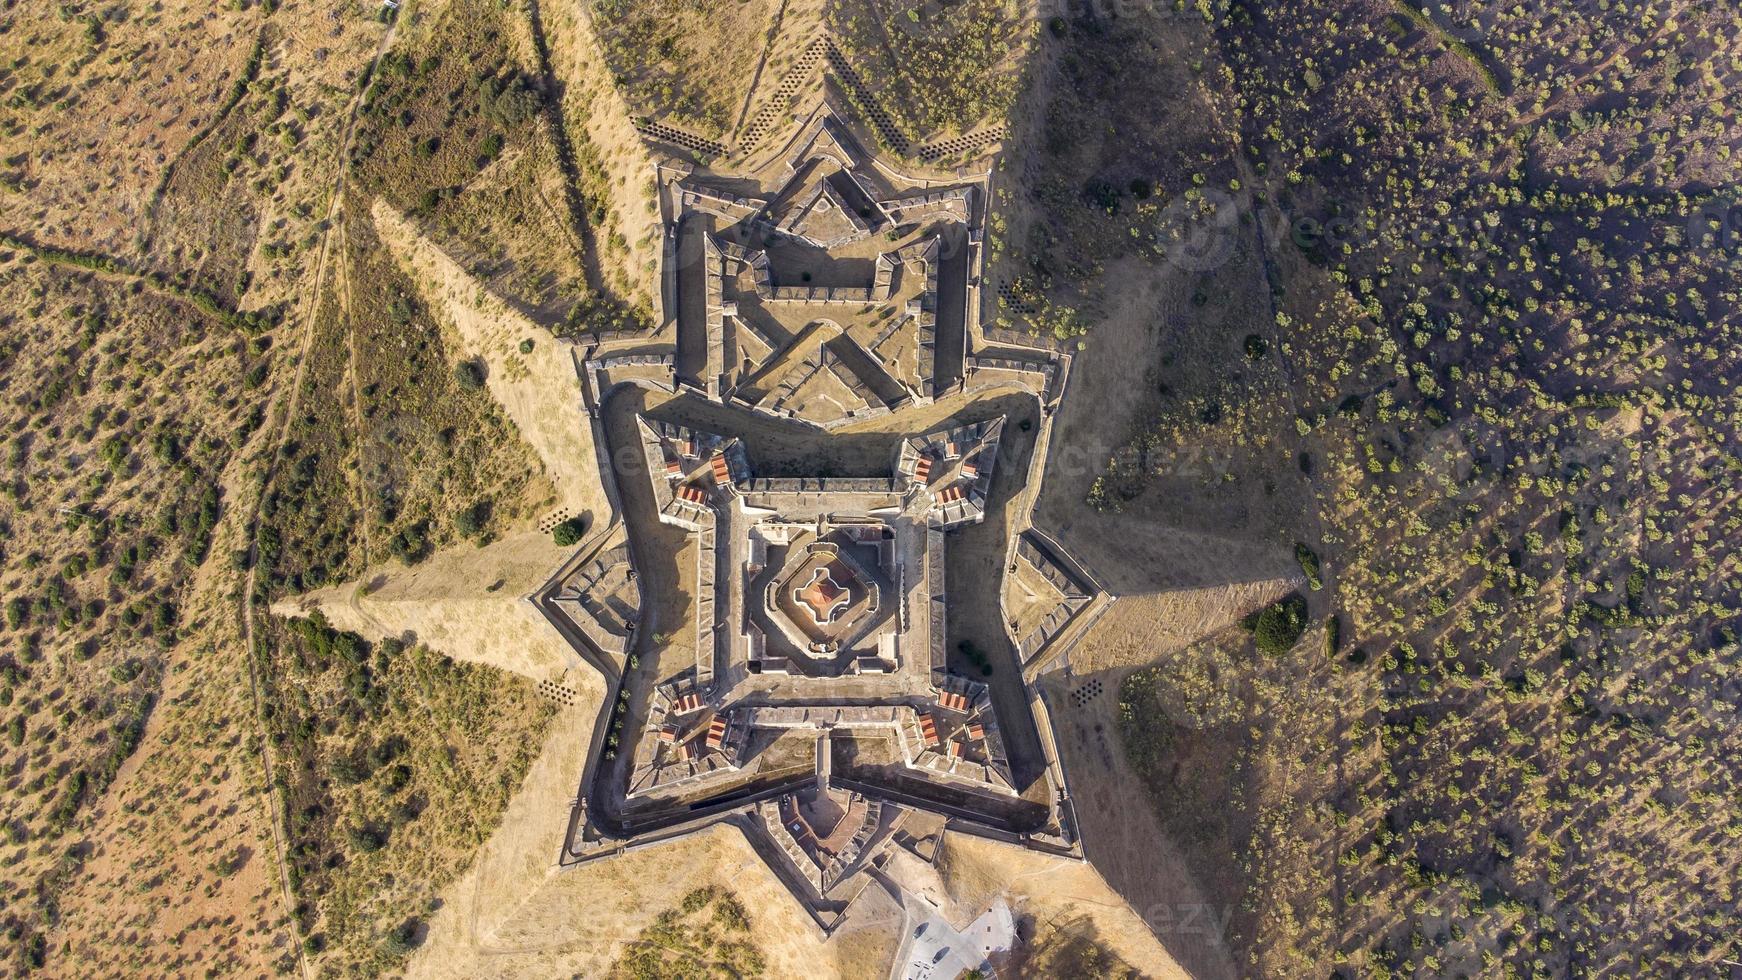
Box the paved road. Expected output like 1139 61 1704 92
896 916 983 980
878 867 1014 980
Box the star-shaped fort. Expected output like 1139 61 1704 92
533 107 1109 929
280 98 1130 954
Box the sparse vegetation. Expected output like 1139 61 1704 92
0 0 586 973
589 0 777 139
1016 917 1141 979
831 0 1033 140
1087 0 1742 975
607 885 765 979
262 614 554 977
0 264 260 973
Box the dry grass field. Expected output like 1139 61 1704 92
588 0 783 139
0 0 632 974
827 0 1034 141
0 257 288 975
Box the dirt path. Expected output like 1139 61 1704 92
235 14 402 980
272 529 585 682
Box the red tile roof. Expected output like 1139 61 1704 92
796 563 851 623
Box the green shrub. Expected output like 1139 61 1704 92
383 916 421 955
478 132 504 166
551 516 587 547
1295 542 1323 590
714 894 749 932
454 503 483 538
1246 594 1308 656
453 360 485 390
347 822 387 853
388 521 430 563
681 886 715 913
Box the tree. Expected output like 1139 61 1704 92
454 503 482 538
1246 594 1308 656
384 917 423 955
1295 542 1324 590
551 516 587 547
453 360 485 390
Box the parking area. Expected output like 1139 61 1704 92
891 897 1014 980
